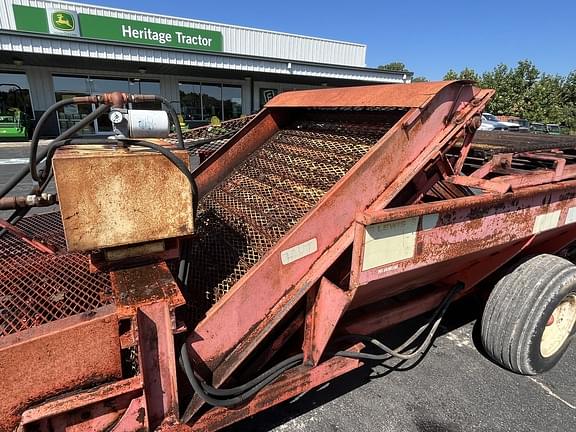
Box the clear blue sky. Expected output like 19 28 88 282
76 0 575 80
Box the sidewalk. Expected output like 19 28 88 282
0 140 51 148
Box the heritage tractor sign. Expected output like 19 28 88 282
12 5 223 52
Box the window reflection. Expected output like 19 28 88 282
179 82 242 124
52 74 161 134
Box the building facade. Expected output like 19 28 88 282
0 0 411 136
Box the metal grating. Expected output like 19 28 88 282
183 110 405 322
168 116 255 159
0 213 112 337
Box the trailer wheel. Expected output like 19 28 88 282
481 254 576 375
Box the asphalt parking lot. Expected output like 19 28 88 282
1 142 575 432
230 302 576 432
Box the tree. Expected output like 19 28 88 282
412 76 429 82
378 62 408 72
443 61 576 131
443 69 458 80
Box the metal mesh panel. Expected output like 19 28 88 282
183 110 405 322
0 213 112 337
168 115 255 158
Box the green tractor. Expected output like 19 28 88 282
0 84 29 140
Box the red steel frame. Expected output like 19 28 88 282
4 81 576 431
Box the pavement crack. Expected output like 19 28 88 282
528 377 575 410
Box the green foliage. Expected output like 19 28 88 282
412 76 429 82
378 62 408 72
443 69 458 80
444 61 576 131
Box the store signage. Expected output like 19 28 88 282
12 5 223 53
48 9 80 36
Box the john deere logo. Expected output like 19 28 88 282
52 11 75 31
47 9 80 36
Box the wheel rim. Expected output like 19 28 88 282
540 294 576 358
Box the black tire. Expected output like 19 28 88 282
481 254 576 375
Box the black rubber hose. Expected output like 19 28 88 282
29 98 80 182
180 344 303 408
195 354 304 397
0 104 110 199
35 104 111 185
179 282 463 410
334 282 464 361
41 137 117 183
153 95 184 150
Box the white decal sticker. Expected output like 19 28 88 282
533 210 561 234
362 217 419 271
566 207 576 225
422 213 439 231
281 238 318 265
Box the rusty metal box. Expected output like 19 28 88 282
53 143 194 252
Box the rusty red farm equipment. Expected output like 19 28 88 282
1 81 576 431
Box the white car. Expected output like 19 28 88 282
481 113 520 131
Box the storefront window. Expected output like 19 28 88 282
179 83 202 122
202 84 222 120
130 79 161 110
53 74 161 134
179 82 242 124
54 75 94 135
0 71 34 119
223 86 242 120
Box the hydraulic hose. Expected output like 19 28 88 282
180 344 303 408
34 104 111 185
151 95 184 150
1 103 110 199
334 282 463 361
194 354 304 397
179 282 464 410
29 97 99 182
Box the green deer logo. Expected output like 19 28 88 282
52 12 75 31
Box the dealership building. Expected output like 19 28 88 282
0 0 411 136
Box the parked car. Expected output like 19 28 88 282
480 113 518 131
546 124 561 135
511 118 530 133
530 122 547 134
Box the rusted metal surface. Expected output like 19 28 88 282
190 344 363 432
8 81 576 432
350 180 576 309
303 277 351 366
183 112 399 323
137 301 179 430
0 212 112 337
20 377 142 426
53 145 194 251
472 130 576 154
0 305 121 432
265 81 463 109
110 262 185 318
30 392 142 432
185 83 493 396
0 218 57 254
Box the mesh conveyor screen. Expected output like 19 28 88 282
182 110 406 322
0 213 112 336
